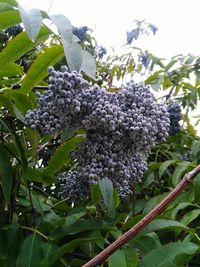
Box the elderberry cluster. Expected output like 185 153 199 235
167 103 182 135
72 26 88 42
25 66 170 199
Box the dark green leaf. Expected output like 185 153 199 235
158 160 177 178
45 134 84 175
194 174 200 205
138 242 198 267
24 167 57 185
0 143 12 203
91 184 102 205
109 246 138 267
172 161 192 186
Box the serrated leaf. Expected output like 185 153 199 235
0 143 12 204
99 177 115 218
138 242 198 267
18 4 42 41
0 10 21 30
0 63 23 78
62 39 82 71
45 135 84 175
81 50 96 79
0 26 51 69
50 14 72 42
20 45 64 93
109 246 138 267
172 161 191 186
158 160 177 178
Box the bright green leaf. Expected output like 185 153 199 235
20 45 64 93
0 10 21 30
0 63 23 78
0 2 14 12
45 134 84 175
0 26 51 69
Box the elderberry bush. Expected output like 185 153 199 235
167 103 182 135
25 66 170 199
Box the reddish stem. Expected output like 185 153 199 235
82 164 200 267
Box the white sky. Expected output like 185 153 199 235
18 0 200 59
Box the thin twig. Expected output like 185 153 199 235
82 164 200 267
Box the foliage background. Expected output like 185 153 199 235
1 1 200 266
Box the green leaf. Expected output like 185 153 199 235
20 45 64 93
0 26 51 69
91 184 102 205
172 161 191 186
81 50 96 79
138 242 198 267
0 0 18 7
99 177 115 218
0 2 14 12
24 167 57 186
45 134 84 175
0 224 23 267
194 174 200 205
18 4 42 41
158 160 177 178
50 14 72 42
0 143 12 204
170 202 197 220
132 233 161 256
0 63 23 78
62 39 82 71
180 209 200 226
109 246 138 267
137 218 191 237
0 10 21 30
16 233 45 267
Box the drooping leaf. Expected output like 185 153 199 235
20 45 64 93
50 14 72 42
0 10 21 30
180 209 200 226
0 143 12 204
24 167 57 186
45 134 84 175
108 246 138 267
99 177 115 218
0 26 51 69
138 242 198 267
62 39 82 72
81 50 96 79
18 4 42 41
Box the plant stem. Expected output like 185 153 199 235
82 164 200 267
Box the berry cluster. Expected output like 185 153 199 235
138 50 150 69
72 26 88 42
167 103 182 135
25 66 170 199
97 46 107 59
